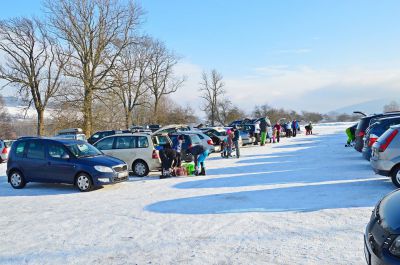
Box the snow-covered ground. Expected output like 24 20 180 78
0 123 392 265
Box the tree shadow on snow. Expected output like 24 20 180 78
147 178 393 214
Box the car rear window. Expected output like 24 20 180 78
14 141 26 157
191 135 202 145
378 128 397 143
26 141 45 160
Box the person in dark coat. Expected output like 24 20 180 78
291 120 297 137
159 143 176 178
260 118 268 146
232 126 240 158
172 135 184 168
187 144 209 176
273 122 281 143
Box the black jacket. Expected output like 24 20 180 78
233 130 240 142
187 145 205 156
260 119 267 132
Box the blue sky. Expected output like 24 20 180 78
1 0 400 113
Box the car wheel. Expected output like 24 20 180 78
75 173 93 192
9 170 26 189
391 166 400 188
133 160 149 177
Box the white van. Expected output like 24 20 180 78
93 133 161 176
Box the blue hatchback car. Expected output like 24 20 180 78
7 137 129 192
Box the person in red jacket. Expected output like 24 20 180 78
273 122 281 143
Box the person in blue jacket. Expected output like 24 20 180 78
187 144 209 176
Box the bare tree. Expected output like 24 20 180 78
384 100 400 113
45 0 142 136
199 69 225 126
111 37 152 129
217 99 245 126
0 18 68 135
147 40 184 122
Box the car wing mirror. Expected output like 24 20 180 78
62 154 70 160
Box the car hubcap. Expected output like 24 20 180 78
396 171 400 184
11 173 21 186
77 175 89 190
135 163 146 175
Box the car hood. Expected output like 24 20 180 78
77 155 125 167
379 191 400 233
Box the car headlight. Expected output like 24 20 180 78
94 165 113 173
389 236 400 257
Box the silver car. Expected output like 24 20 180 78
185 131 217 153
0 140 13 163
370 125 400 187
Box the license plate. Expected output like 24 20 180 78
118 171 128 178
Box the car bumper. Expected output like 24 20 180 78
364 233 400 265
370 158 393 176
93 170 129 186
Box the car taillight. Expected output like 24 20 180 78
152 150 159 159
207 139 213 145
1 147 7 154
379 130 398 152
368 134 378 147
358 131 365 137
188 144 192 148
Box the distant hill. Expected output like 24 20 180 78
331 98 393 115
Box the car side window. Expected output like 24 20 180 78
137 136 149 148
48 144 67 159
26 141 45 160
197 134 204 139
95 137 114 150
15 141 27 157
115 136 135 149
191 136 202 145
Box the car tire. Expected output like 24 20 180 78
133 160 149 177
9 170 26 189
75 173 93 192
391 166 400 188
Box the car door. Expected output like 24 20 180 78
114 136 136 167
24 140 48 182
46 143 76 183
93 136 115 157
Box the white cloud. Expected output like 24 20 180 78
275 48 312 54
174 60 400 115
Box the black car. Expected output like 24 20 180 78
365 190 400 265
355 112 400 152
87 130 130 144
362 116 400 160
169 133 202 162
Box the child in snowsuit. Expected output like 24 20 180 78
187 145 209 176
172 135 184 168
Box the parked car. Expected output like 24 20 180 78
7 137 128 191
201 130 223 152
362 116 400 160
202 127 243 146
56 128 87 142
87 130 130 144
148 124 162 132
364 190 400 265
0 140 13 163
355 112 400 152
130 126 152 133
185 131 216 152
153 124 193 134
169 133 202 162
93 133 161 177
238 124 256 145
151 133 173 150
370 125 400 187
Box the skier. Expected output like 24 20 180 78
187 144 209 175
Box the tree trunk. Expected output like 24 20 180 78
125 109 132 129
153 98 159 123
37 109 45 136
83 88 93 137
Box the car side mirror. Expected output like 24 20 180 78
62 154 70 160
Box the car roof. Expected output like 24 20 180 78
16 137 85 145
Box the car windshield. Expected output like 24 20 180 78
67 143 102 158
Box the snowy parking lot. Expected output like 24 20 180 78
0 123 394 265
